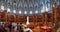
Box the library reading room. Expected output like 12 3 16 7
0 0 60 32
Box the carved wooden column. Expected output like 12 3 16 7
0 12 1 21
16 15 19 23
45 12 48 25
52 0 57 23
14 14 16 22
35 15 37 23
56 5 60 22
7 12 11 22
56 5 60 30
52 0 57 32
47 13 53 26
42 13 45 25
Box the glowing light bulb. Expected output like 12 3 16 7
7 8 10 12
35 10 38 14
53 4 55 7
13 10 16 13
41 6 45 13
1 5 4 10
19 10 21 14
46 7 48 12
30 11 32 14
24 11 27 14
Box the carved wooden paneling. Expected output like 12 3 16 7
29 16 34 22
7 15 11 22
0 5 60 23
0 11 7 22
47 13 53 22
56 6 60 22
18 16 27 22
37 16 42 22
29 16 37 22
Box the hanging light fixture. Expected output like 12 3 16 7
41 6 45 13
13 10 16 13
1 5 4 10
46 6 48 12
24 11 27 14
19 10 21 14
7 8 10 12
30 11 32 14
53 4 55 7
35 10 38 14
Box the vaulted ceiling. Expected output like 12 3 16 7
0 0 60 16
